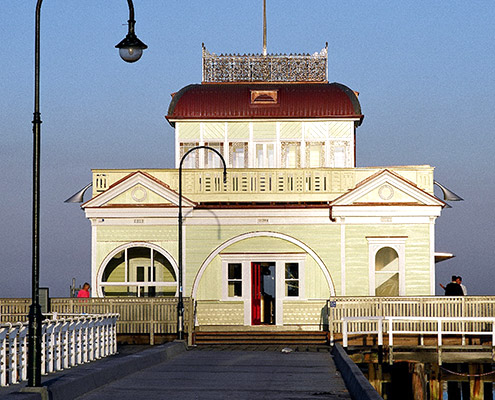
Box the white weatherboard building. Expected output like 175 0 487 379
81 44 450 329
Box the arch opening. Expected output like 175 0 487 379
97 243 178 298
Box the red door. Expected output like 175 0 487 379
251 262 261 325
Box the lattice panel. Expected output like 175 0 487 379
203 123 225 139
280 121 302 139
329 121 352 138
306 122 328 140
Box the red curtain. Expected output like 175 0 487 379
251 262 261 325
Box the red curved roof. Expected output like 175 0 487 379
166 83 363 126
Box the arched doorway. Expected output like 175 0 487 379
192 231 335 326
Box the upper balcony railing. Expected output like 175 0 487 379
92 166 434 203
202 44 328 83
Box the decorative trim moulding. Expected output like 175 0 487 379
202 43 328 83
332 205 442 218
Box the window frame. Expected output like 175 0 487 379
284 262 300 297
226 262 243 298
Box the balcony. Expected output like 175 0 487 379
92 166 434 203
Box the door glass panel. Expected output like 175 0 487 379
136 266 145 282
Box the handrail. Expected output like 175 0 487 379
342 315 495 364
0 313 118 387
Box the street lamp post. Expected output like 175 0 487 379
28 0 147 387
177 146 227 340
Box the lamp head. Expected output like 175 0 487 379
115 32 148 63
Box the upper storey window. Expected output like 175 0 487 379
255 143 275 168
204 142 224 168
229 142 248 168
180 143 200 169
281 142 300 168
306 142 325 168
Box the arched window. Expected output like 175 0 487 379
374 247 399 296
367 237 406 297
99 245 177 297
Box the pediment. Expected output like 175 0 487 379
330 169 445 207
82 171 195 208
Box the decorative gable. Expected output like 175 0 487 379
82 171 195 209
331 169 445 208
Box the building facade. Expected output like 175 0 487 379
82 45 446 329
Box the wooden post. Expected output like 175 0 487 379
367 363 383 396
429 363 442 400
469 364 483 400
411 362 427 400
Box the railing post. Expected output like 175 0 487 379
388 318 393 365
437 318 443 366
69 320 77 367
377 316 383 346
342 318 348 348
53 321 62 371
0 325 9 386
149 298 154 346
19 324 29 381
187 297 194 347
40 322 47 375
8 324 20 384
492 320 495 362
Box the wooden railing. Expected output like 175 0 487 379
0 297 194 346
3 296 494 345
327 296 495 342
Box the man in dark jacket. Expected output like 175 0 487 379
443 275 464 296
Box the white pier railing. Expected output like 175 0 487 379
342 316 495 364
0 313 119 387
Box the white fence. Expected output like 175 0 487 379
0 313 118 387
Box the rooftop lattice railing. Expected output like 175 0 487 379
202 43 328 83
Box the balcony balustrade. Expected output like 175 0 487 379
92 166 434 203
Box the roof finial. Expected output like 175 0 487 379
263 0 267 56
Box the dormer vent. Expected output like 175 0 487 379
251 90 278 104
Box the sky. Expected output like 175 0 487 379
1 1 494 297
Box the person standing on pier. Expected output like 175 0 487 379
456 276 467 295
77 282 91 298
441 275 464 296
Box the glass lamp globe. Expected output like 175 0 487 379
119 46 143 63
115 31 147 63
